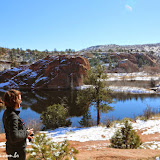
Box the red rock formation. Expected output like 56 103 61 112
0 55 90 90
118 59 139 72
114 53 137 64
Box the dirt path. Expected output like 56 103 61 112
0 133 160 160
69 140 160 160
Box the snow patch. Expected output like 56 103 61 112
10 67 22 72
18 69 32 76
29 72 37 78
77 85 155 94
0 142 6 148
141 141 160 150
109 86 155 94
35 77 48 84
107 72 160 81
133 119 160 135
37 119 160 143
0 82 10 88
39 126 117 142
75 85 93 90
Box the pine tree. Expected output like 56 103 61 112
77 64 114 126
107 53 112 70
79 110 92 127
110 120 142 149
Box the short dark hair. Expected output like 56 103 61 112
3 89 21 108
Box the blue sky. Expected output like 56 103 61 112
0 0 160 51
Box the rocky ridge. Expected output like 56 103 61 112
81 43 160 53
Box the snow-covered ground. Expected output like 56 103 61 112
76 85 156 94
37 119 160 142
38 119 160 150
75 72 160 94
107 72 160 81
1 119 160 150
109 86 155 94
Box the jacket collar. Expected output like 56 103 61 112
6 106 20 115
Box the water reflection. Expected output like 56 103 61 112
111 92 160 102
0 90 88 117
0 90 160 128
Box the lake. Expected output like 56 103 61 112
0 89 160 131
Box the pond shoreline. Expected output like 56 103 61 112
109 85 157 94
0 86 157 94
76 84 158 94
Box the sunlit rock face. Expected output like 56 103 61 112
0 55 90 90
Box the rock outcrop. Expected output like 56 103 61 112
0 55 90 90
0 66 27 83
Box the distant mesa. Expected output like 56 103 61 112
0 55 90 90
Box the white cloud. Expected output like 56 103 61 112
125 5 133 11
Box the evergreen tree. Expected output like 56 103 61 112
138 57 144 67
79 110 92 127
107 53 112 70
77 64 114 125
110 120 142 149
89 57 100 67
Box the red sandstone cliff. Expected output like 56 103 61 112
0 55 90 90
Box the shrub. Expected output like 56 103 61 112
106 119 112 128
78 110 92 127
119 117 135 123
110 120 142 149
150 78 156 87
135 116 146 121
104 116 117 128
137 105 160 121
106 117 134 128
27 133 78 160
143 105 152 120
40 104 72 130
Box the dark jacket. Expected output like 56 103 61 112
2 107 29 149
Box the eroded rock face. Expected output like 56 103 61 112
0 55 90 90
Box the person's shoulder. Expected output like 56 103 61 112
3 108 17 123
5 108 17 120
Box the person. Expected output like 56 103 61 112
2 89 34 160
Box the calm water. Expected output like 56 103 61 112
0 89 160 130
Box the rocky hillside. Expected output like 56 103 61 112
0 55 90 90
1 43 160 74
81 51 159 73
81 43 160 53
113 52 158 72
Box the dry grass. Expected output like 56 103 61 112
136 105 160 121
